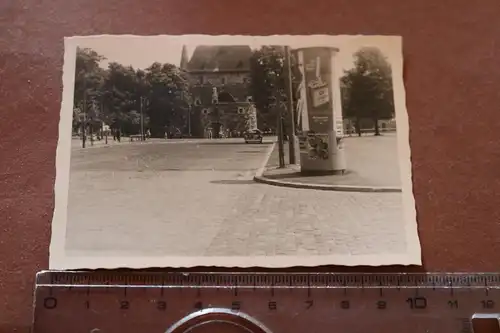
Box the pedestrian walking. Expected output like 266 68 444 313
116 129 121 142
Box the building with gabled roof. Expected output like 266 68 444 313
180 45 257 138
183 45 252 72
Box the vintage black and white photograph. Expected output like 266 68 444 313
50 35 420 269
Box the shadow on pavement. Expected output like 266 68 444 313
210 180 257 185
237 150 264 154
156 168 258 172
264 169 355 180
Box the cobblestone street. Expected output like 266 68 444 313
65 137 408 257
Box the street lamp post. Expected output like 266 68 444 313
182 90 192 137
89 100 96 146
101 98 108 144
212 86 219 139
82 76 87 149
284 46 297 165
89 116 94 146
140 96 146 141
275 86 286 169
81 113 86 148
188 102 192 137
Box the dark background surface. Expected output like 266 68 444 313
1 0 500 329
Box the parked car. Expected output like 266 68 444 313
244 129 263 144
167 132 183 139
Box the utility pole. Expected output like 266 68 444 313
275 86 285 168
284 46 297 164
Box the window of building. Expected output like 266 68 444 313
246 96 253 103
238 107 245 114
202 108 209 115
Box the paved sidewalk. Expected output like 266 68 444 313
258 133 403 191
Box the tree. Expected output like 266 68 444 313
73 47 107 134
249 46 300 132
100 62 143 135
144 62 191 137
74 47 191 139
340 47 395 136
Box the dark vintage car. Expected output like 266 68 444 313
244 129 263 144
167 132 183 139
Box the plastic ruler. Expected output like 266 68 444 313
33 271 500 333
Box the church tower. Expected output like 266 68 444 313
180 45 189 70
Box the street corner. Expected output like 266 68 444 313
253 165 403 193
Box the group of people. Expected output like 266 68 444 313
203 128 246 139
112 128 122 142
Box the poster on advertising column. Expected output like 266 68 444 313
301 47 337 134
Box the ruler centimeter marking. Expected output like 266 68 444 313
33 272 500 333
37 271 500 286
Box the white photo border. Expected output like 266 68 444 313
50 34 421 269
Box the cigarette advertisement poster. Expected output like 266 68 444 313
302 48 334 134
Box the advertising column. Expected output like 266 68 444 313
293 47 346 173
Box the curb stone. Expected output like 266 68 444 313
253 173 402 193
254 142 277 178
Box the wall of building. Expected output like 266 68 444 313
196 102 256 138
188 72 252 87
186 69 255 138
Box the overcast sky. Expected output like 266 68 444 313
69 35 401 74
